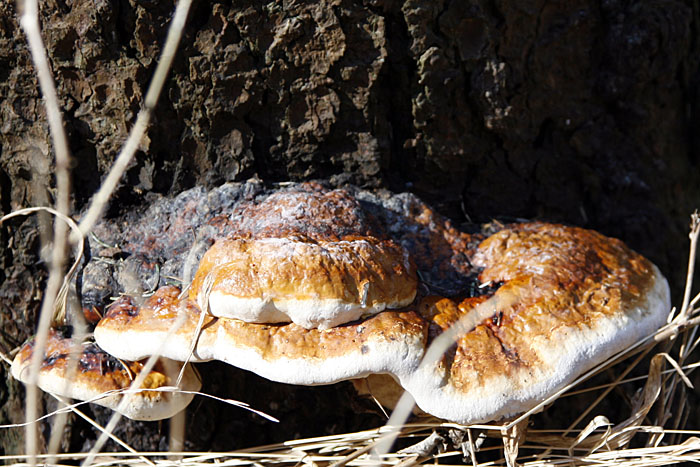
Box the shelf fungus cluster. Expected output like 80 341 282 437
12 183 670 424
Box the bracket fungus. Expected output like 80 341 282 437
189 187 418 330
91 184 670 425
11 183 671 425
190 236 417 329
12 329 201 421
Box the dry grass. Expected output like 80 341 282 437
4 0 700 466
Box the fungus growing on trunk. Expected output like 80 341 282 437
12 328 200 421
189 185 418 329
94 222 670 424
190 236 417 329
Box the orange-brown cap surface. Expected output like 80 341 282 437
12 328 200 421
188 186 418 329
190 236 417 329
96 222 670 424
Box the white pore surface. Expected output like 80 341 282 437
210 323 427 385
12 358 200 421
400 265 671 424
94 323 217 363
207 291 395 330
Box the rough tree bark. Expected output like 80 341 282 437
0 0 698 455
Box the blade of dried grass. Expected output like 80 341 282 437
561 360 700 398
679 323 700 361
568 415 611 454
361 379 391 420
502 418 528 467
176 390 277 422
670 396 691 446
678 213 700 323
465 429 481 467
178 271 214 386
0 386 273 433
328 439 383 467
659 353 694 389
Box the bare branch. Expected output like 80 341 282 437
18 1 74 461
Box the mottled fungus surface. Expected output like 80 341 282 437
12 329 201 421
190 185 418 329
94 216 670 424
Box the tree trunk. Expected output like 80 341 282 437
0 0 698 455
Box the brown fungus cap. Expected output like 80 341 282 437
190 186 418 330
95 223 670 424
12 329 201 421
190 236 417 330
400 223 670 423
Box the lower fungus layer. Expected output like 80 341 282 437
11 329 201 421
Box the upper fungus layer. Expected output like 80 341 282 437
190 236 418 329
189 184 427 329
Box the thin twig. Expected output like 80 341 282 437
17 1 72 209
18 0 74 462
679 212 700 322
